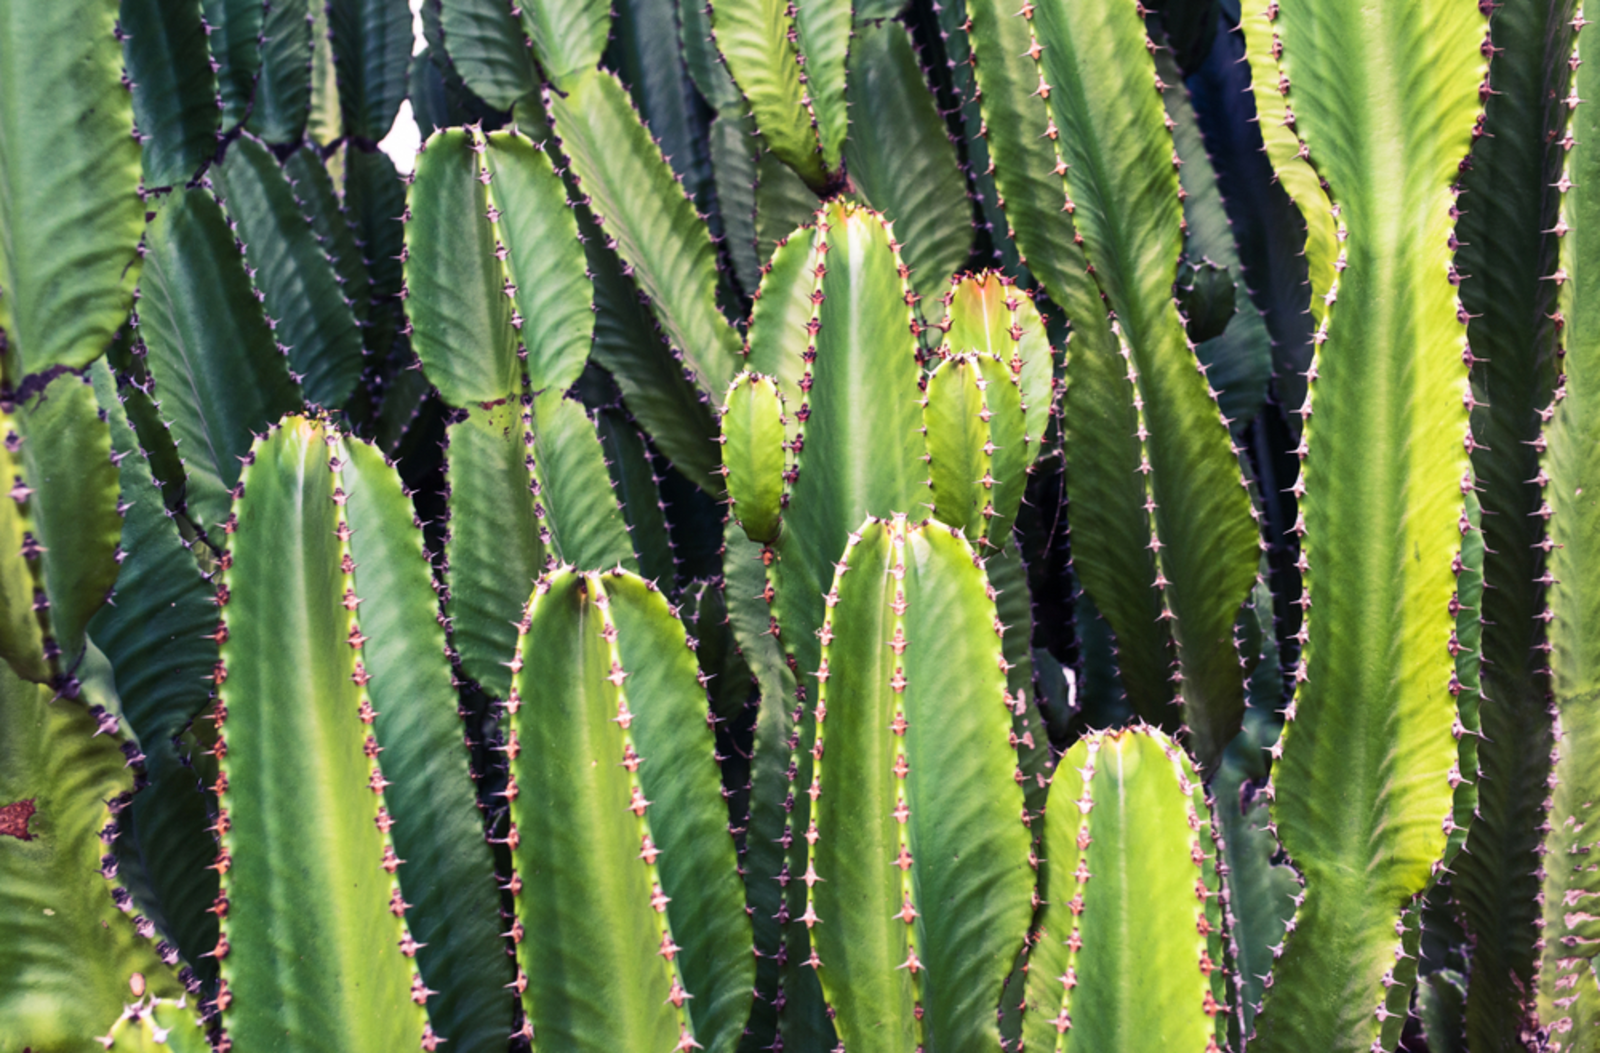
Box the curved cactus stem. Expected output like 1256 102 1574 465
213 133 366 409
246 0 312 145
1451 3 1572 1046
680 0 743 113
284 146 374 339
515 0 609 91
710 112 762 296
0 0 144 379
755 149 821 274
943 273 1056 455
1538 13 1600 1042
508 567 751 1052
1246 0 1487 1047
721 372 788 545
924 354 992 540
327 0 413 143
0 661 204 1051
745 225 820 397
120 0 219 189
707 0 829 189
214 418 432 1051
526 389 637 573
595 408 676 586
482 129 594 396
136 187 303 538
203 0 265 135
1022 726 1222 1053
0 373 123 687
404 128 522 407
809 515 1033 1052
436 0 538 110
844 20 971 301
548 69 745 403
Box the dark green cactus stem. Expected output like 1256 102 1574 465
506 567 753 1052
808 515 1033 1051
212 418 436 1051
1243 0 1487 1048
0 0 145 380
1021 725 1225 1053
1537 13 1600 1042
119 0 219 190
327 0 414 144
247 0 313 145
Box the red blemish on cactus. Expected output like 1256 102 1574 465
0 799 36 840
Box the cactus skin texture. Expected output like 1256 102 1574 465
213 419 438 1052
1537 12 1600 1045
1022 725 1224 1053
1243 0 1487 1048
507 567 754 1053
808 515 1033 1052
720 372 787 545
0 0 145 380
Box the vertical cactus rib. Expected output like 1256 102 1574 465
203 0 266 135
843 20 973 303
135 187 303 538
0 374 123 688
707 0 829 189
548 68 745 405
307 0 343 146
681 0 743 113
284 145 375 338
327 0 413 143
1452 2 1573 1046
515 0 609 91
0 0 144 379
213 133 366 409
119 0 220 189
1026 0 1259 769
436 0 538 110
710 112 762 296
525 389 638 573
404 128 522 407
943 273 1057 457
1246 0 1487 1048
482 130 594 396
1538 12 1600 1044
336 436 514 1052
809 516 1033 1052
1022 728 1222 1053
924 355 994 541
508 568 745 1052
721 372 788 545
595 408 677 585
214 418 431 1052
791 0 849 173
744 225 822 397
0 661 200 1051
246 0 312 145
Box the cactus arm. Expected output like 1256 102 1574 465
0 0 144 378
710 113 761 296
1248 0 1486 1047
136 187 302 537
0 374 125 686
963 0 1174 730
810 517 1033 1051
482 131 594 396
548 69 745 401
327 0 412 142
843 20 971 301
610 0 716 216
975 355 1029 547
404 128 522 407
707 0 828 189
1030 0 1259 768
605 573 757 1053
213 134 365 409
722 372 789 545
582 211 724 492
245 0 311 144
344 146 408 359
202 0 265 135
0 663 198 1052
944 274 1056 454
306 0 343 146
119 0 219 189
755 150 821 272
338 436 514 1053
508 569 698 1051
1451 3 1571 1044
513 0 609 91
444 399 548 697
595 409 676 585
1538 16 1600 1038
1024 730 1218 1053
527 390 638 573
437 0 538 110
88 362 221 977
791 0 849 172
924 356 991 540
214 419 430 1051
283 146 374 336
745 227 821 397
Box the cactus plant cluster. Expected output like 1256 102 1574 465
1 0 1597 1050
